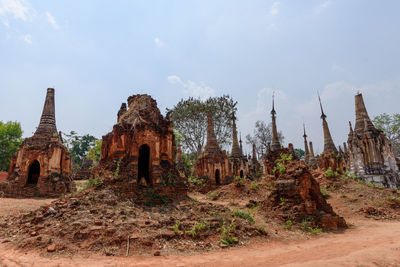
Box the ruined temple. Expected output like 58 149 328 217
229 114 248 178
317 94 345 171
249 143 262 177
270 93 281 151
302 125 318 169
347 93 400 188
195 113 231 184
303 124 310 164
264 96 297 174
0 88 72 197
93 94 186 200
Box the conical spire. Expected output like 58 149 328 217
35 88 58 136
354 93 375 133
318 92 338 154
271 92 281 151
303 124 310 162
231 113 242 157
309 141 315 157
239 133 244 156
252 143 258 164
205 113 221 154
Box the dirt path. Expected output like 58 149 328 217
0 218 399 266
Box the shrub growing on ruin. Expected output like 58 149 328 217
324 167 339 178
220 219 238 245
233 208 255 224
285 220 292 230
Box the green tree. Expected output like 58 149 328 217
372 113 400 156
167 95 237 155
62 131 98 165
86 139 102 162
245 120 284 158
294 148 305 159
0 121 23 171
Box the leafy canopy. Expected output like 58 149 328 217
62 131 98 165
167 95 237 155
245 120 284 158
0 121 23 171
373 113 400 155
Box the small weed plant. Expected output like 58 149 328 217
324 167 339 178
233 208 255 225
285 219 292 230
220 219 238 245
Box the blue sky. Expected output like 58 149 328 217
1 0 400 154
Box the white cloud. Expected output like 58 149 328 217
167 75 215 100
270 1 280 16
45 11 58 29
167 75 183 85
314 0 331 14
154 37 165 47
21 33 31 44
0 0 34 22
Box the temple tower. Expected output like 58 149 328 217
354 93 375 134
252 143 257 164
239 133 244 156
303 124 310 163
318 93 338 154
34 88 58 136
231 114 242 157
270 93 281 151
205 113 221 154
0 88 72 197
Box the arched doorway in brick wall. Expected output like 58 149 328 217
215 169 220 185
138 144 151 185
27 160 40 185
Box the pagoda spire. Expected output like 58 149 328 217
239 133 244 156
318 92 338 154
303 124 310 162
205 113 221 154
252 143 258 164
354 93 375 133
270 92 281 151
35 88 58 136
231 113 241 157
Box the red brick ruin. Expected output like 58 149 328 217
229 114 248 178
0 88 73 197
195 113 231 184
316 94 345 172
264 94 298 175
93 94 186 201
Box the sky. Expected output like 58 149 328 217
1 0 400 155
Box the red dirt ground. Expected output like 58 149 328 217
0 185 400 266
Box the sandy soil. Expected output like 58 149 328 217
0 197 399 266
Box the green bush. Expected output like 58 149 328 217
220 219 238 245
324 167 339 178
250 181 260 191
320 186 329 197
285 220 292 230
233 208 255 225
280 153 293 161
210 191 219 200
234 175 244 187
173 220 180 233
185 221 206 237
